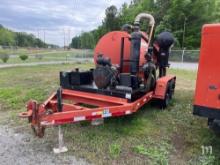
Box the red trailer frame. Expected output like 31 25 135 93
19 75 175 137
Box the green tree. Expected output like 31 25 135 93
70 0 219 49
0 25 52 48
156 0 217 48
104 5 120 31
0 28 15 46
71 36 81 48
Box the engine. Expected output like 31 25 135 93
93 55 118 89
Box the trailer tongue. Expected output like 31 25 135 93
19 13 176 137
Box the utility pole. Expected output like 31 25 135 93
63 29 66 50
37 29 39 39
43 29 46 48
68 28 70 49
182 16 187 49
36 29 39 49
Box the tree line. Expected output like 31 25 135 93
70 0 220 49
0 25 57 48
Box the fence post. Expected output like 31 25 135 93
181 48 185 63
66 54 69 62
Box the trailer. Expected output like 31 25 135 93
19 13 176 137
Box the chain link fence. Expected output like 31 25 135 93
170 49 200 63
0 46 93 64
0 45 199 66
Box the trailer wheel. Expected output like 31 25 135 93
208 119 220 136
168 79 175 99
159 81 173 109
160 92 170 109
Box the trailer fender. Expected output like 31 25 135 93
153 75 176 99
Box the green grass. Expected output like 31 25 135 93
109 143 121 158
0 64 219 165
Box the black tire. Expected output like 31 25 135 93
159 92 170 109
168 79 175 99
208 118 214 127
159 81 173 109
209 119 220 136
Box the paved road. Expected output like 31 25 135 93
170 62 198 70
0 59 198 70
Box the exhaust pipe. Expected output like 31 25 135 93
130 13 155 75
134 13 155 26
134 13 155 44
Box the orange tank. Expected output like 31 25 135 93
94 31 149 72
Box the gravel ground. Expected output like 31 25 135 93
0 125 90 165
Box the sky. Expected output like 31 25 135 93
0 0 131 46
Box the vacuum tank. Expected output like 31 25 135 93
94 31 149 73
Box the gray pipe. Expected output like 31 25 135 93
134 13 155 26
134 13 155 48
